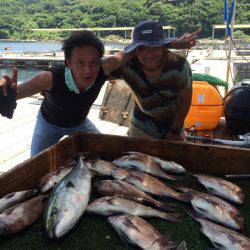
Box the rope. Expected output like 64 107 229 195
192 73 229 88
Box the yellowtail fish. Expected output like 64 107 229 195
44 157 92 239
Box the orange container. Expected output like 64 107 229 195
184 81 223 130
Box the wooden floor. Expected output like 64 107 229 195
0 87 128 174
187 118 240 145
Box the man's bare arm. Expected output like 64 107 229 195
0 68 53 99
101 51 135 76
168 29 202 50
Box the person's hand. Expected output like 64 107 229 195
165 130 186 141
170 29 202 50
0 67 18 96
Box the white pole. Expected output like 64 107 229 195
226 0 236 91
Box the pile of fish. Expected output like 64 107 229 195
0 151 249 250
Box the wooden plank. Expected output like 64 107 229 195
78 133 250 175
0 135 81 198
1 132 249 199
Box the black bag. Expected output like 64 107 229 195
0 86 17 119
224 79 250 134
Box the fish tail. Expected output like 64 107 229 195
163 174 184 181
149 231 171 249
150 233 187 250
183 207 202 223
177 193 192 202
160 212 181 222
176 241 188 250
152 200 176 212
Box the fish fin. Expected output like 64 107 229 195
127 173 144 182
66 181 75 189
165 174 184 181
210 241 226 249
236 191 245 204
206 188 215 194
4 192 15 199
161 212 181 222
172 185 198 195
149 231 173 249
124 217 140 232
155 231 171 246
178 193 193 202
176 241 188 250
118 231 133 245
183 207 202 222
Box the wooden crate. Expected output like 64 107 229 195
1 132 250 250
1 132 250 198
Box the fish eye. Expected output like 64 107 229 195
51 207 58 217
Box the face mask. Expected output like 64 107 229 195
65 67 94 93
65 67 80 94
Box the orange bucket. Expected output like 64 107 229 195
184 81 223 130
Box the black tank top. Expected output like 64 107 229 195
40 65 106 127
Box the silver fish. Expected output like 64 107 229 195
44 157 92 239
111 168 190 202
126 151 186 174
179 187 244 231
113 153 178 180
0 189 38 213
86 196 180 222
0 195 47 236
85 159 116 176
94 180 176 212
38 166 73 193
193 174 245 205
188 213 250 250
108 215 187 250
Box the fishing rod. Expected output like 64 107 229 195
186 133 250 148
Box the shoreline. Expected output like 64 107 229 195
1 38 250 44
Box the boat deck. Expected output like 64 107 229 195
187 118 240 144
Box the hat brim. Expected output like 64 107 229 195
124 38 175 54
